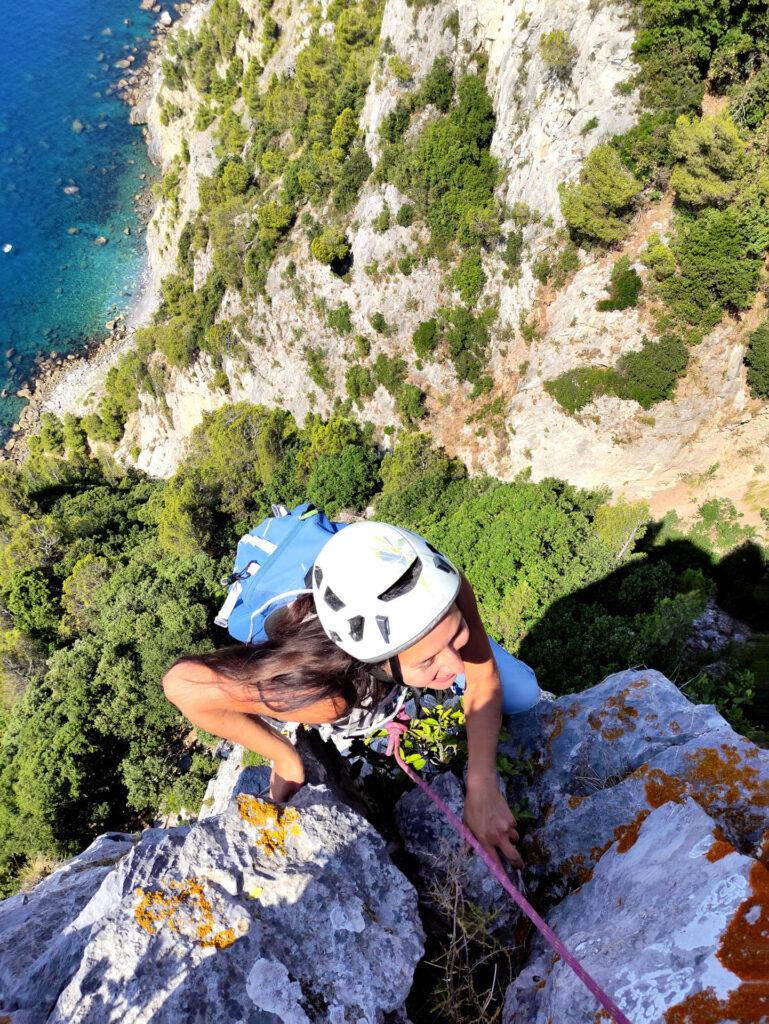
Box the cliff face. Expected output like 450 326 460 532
41 0 769 527
2 671 768 1022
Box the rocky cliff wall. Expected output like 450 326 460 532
38 0 769 528
2 670 767 1022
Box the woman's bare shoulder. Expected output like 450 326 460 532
162 659 237 709
162 658 350 723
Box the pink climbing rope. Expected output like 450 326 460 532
384 711 632 1024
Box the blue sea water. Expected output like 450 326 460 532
0 0 160 436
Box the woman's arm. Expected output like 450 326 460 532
455 573 523 869
162 661 347 801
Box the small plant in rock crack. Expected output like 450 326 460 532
412 842 521 1024
363 702 468 775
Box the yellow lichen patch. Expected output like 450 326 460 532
134 877 240 949
643 767 687 808
683 744 769 811
237 794 301 856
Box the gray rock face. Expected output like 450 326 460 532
395 771 521 935
501 670 769 893
1 774 423 1023
504 797 768 1024
0 833 137 1014
499 669 769 1023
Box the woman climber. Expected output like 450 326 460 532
162 519 542 871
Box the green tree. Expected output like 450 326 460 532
306 444 380 515
669 112 747 208
745 321 769 398
310 226 350 265
559 144 642 244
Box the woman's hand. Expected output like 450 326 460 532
269 748 305 803
464 776 524 870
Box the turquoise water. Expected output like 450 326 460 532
0 0 160 436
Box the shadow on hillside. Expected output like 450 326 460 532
517 534 768 731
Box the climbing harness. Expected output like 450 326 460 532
383 710 633 1024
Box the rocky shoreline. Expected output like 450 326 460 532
2 1 198 463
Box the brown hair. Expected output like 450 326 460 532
169 595 395 716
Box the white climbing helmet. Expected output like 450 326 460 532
311 521 461 663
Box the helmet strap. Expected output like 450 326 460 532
388 654 404 686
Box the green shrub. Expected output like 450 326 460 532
327 301 353 335
345 364 376 404
306 444 380 515
538 29 577 81
396 383 427 424
373 205 391 233
413 318 439 359
353 334 371 358
303 345 332 392
449 251 486 305
389 54 413 84
544 366 620 413
669 112 747 208
502 229 524 270
310 226 350 265
370 311 390 334
443 306 491 384
383 74 497 248
745 322 769 398
661 207 764 329
396 204 415 227
616 333 689 408
597 256 642 311
559 144 642 244
373 352 406 392
418 55 454 112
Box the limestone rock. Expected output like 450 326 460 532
395 771 520 935
1 763 423 1023
503 797 769 1023
0 833 137 1014
501 670 769 895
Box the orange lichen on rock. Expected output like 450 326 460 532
236 795 301 856
644 767 686 808
706 826 737 863
669 720 682 735
615 809 651 853
683 744 769 811
587 688 640 742
568 794 585 809
664 860 769 1022
134 877 239 949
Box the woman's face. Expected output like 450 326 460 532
394 604 470 689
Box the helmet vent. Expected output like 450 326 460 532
426 542 439 554
324 587 345 611
313 565 323 587
348 616 364 642
434 557 453 574
378 558 422 601
376 615 390 643
329 630 341 642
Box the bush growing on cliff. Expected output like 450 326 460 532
745 321 769 398
538 29 577 81
596 256 642 311
381 74 498 249
559 144 643 244
661 206 765 329
310 226 350 266
668 112 747 209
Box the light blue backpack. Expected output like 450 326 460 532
214 502 346 644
